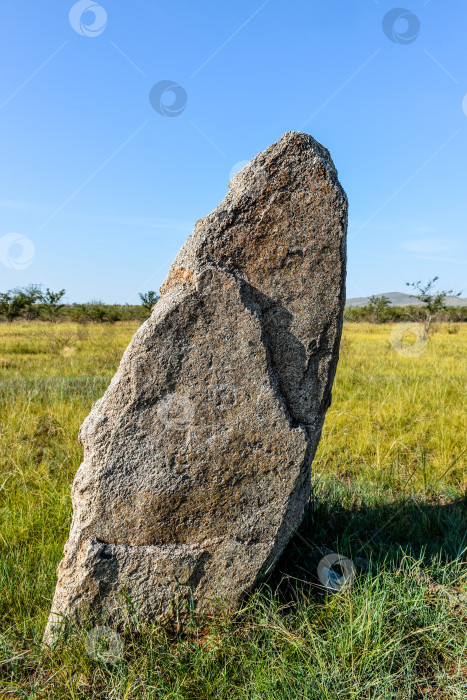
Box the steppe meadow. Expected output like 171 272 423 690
0 320 465 698
2 2 466 697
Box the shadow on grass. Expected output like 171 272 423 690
268 479 467 601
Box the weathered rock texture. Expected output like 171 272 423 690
44 131 347 643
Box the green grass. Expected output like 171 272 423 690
0 321 466 698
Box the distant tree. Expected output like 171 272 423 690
406 277 462 333
41 287 66 321
0 289 28 322
103 305 123 323
22 284 43 319
68 303 90 324
86 300 107 323
139 291 160 311
365 295 391 323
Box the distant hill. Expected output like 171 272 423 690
346 292 467 308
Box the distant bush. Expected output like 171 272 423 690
65 303 151 324
1 284 464 324
0 286 154 323
344 304 467 323
0 289 29 322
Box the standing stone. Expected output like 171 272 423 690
44 132 347 643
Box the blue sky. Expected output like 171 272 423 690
0 0 465 303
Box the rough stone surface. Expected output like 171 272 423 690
44 131 347 643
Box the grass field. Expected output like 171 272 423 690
0 321 466 698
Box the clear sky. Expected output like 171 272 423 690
0 0 466 303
